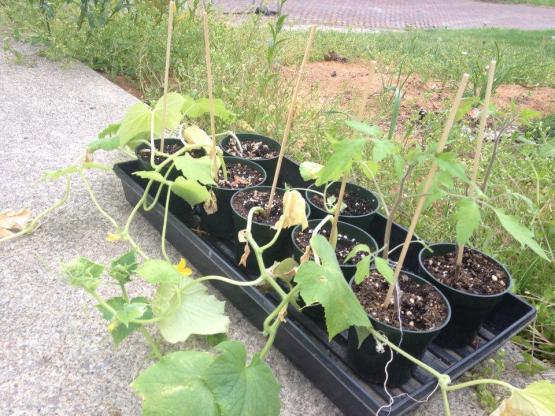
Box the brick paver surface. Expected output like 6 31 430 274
212 0 555 30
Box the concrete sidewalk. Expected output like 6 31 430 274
212 0 555 30
0 44 552 416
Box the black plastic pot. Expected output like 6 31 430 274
306 182 379 231
135 138 206 182
291 219 378 282
348 271 451 387
220 133 280 185
199 157 267 240
418 243 513 348
230 186 310 274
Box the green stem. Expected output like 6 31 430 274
446 378 515 392
441 387 452 416
139 327 162 360
161 184 172 262
195 274 266 287
80 172 120 232
119 283 129 302
143 163 174 212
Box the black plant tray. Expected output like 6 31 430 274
114 158 536 416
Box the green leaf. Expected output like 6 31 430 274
96 296 152 345
132 351 218 416
174 154 216 185
87 136 121 152
63 256 104 292
136 260 183 285
117 102 152 146
372 139 398 162
109 250 138 284
116 302 148 327
171 177 211 206
185 98 235 122
455 96 479 121
294 235 370 339
357 160 379 180
345 119 382 137
133 171 169 184
299 161 323 181
155 280 229 343
315 138 367 185
455 198 481 245
204 341 281 416
494 208 549 261
491 381 555 416
98 123 120 139
353 255 371 285
269 258 298 283
345 244 371 263
118 93 185 146
374 257 394 285
435 152 467 180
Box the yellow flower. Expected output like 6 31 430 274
106 232 122 242
175 258 192 277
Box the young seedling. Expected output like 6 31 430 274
383 73 470 307
328 61 377 248
267 25 317 211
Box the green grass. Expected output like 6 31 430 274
2 1 554 363
483 0 555 6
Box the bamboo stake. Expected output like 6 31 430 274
160 0 175 152
329 60 378 247
382 73 469 307
203 11 218 168
455 61 496 267
267 25 317 210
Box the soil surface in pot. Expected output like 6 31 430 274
232 189 283 225
138 143 205 164
138 142 183 165
311 190 374 216
295 227 365 264
224 138 279 160
354 271 448 330
217 162 264 189
423 249 509 295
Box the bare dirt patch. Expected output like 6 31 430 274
282 60 555 117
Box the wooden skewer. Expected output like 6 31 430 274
160 0 175 152
203 11 218 164
382 73 470 307
455 61 496 267
329 60 378 247
267 25 317 210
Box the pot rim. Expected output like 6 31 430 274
306 182 380 219
230 185 310 227
220 133 281 162
291 219 379 269
418 242 513 299
350 269 452 335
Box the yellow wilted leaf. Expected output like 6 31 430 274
276 190 308 230
0 209 31 232
175 258 192 277
203 190 218 215
238 243 251 268
182 125 213 147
